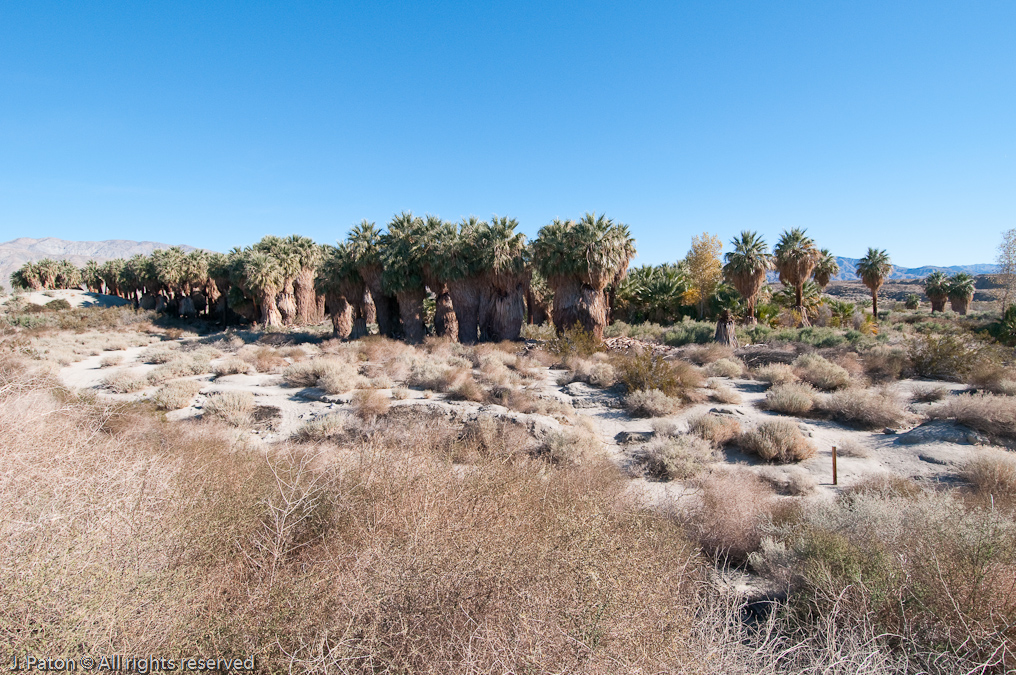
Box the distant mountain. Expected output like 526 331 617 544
0 237 200 290
766 257 997 283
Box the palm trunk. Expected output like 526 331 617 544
434 291 458 340
481 284 526 342
551 277 608 340
293 268 318 324
872 290 879 317
278 280 297 325
396 288 426 344
447 279 481 344
930 296 946 313
714 311 739 347
260 292 283 328
328 295 354 339
796 283 810 327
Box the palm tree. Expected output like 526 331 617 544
773 229 820 326
348 220 400 338
947 273 976 315
476 216 529 341
253 236 300 325
855 248 893 317
722 231 772 324
813 249 839 289
242 250 284 327
99 258 126 297
420 215 460 340
532 213 636 340
380 211 429 343
282 235 323 324
437 216 487 344
316 243 368 339
615 263 688 324
81 260 102 293
924 271 949 313
11 261 43 290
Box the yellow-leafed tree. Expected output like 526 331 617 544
682 233 723 319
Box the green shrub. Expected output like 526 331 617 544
908 333 991 380
662 320 715 346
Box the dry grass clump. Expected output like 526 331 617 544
835 437 872 458
140 344 179 364
614 351 703 397
294 413 346 442
756 465 818 496
967 361 1016 395
624 389 681 417
635 434 718 481
912 384 949 402
752 363 798 387
760 382 818 416
559 354 616 388
750 482 1016 663
862 344 909 382
689 468 779 562
705 357 744 379
446 375 489 403
820 386 913 430
928 393 1016 440
406 358 454 390
99 353 125 367
739 420 816 463
961 448 1016 510
350 389 390 419
152 380 203 410
708 381 742 404
283 358 365 394
102 368 149 393
683 342 733 365
688 413 741 447
237 344 288 373
540 419 603 466
793 353 852 390
146 353 213 384
203 390 255 426
212 356 251 376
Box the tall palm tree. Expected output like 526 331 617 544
10 262 42 290
855 248 893 317
253 236 300 325
947 273 976 315
924 271 949 313
420 215 460 340
773 229 820 326
348 220 400 338
80 260 102 293
242 250 284 328
616 263 688 324
722 231 772 324
476 216 529 341
283 235 323 324
99 258 126 297
316 243 368 339
437 216 487 344
532 212 636 339
380 211 429 343
813 249 839 289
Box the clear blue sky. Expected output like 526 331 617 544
1 1 1013 267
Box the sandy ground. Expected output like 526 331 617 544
1 288 132 308
54 334 997 520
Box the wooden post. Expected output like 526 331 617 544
832 446 838 486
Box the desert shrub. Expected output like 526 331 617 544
751 486 1016 663
140 345 178 364
708 382 741 404
961 447 1016 510
43 298 72 311
760 383 817 416
99 353 124 367
770 326 848 348
406 359 454 390
636 434 718 481
862 344 908 382
294 413 346 442
102 369 149 394
447 375 488 402
820 387 913 430
912 384 948 402
835 437 871 458
793 353 851 391
284 359 364 394
661 320 715 346
613 352 702 397
213 356 251 376
350 389 390 419
519 321 556 340
624 389 681 417
683 343 734 366
928 393 1016 440
690 468 779 562
539 419 603 466
152 380 203 410
145 355 212 384
559 355 616 388
688 414 741 447
908 333 988 380
752 363 798 387
705 358 744 378
391 386 411 400
967 360 1016 395
237 345 288 373
756 466 818 496
739 420 816 463
203 390 254 426
546 326 604 358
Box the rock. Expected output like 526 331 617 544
896 420 989 446
562 381 621 408
615 431 653 444
710 407 737 416
918 453 951 466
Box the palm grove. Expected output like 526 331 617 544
9 216 982 342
